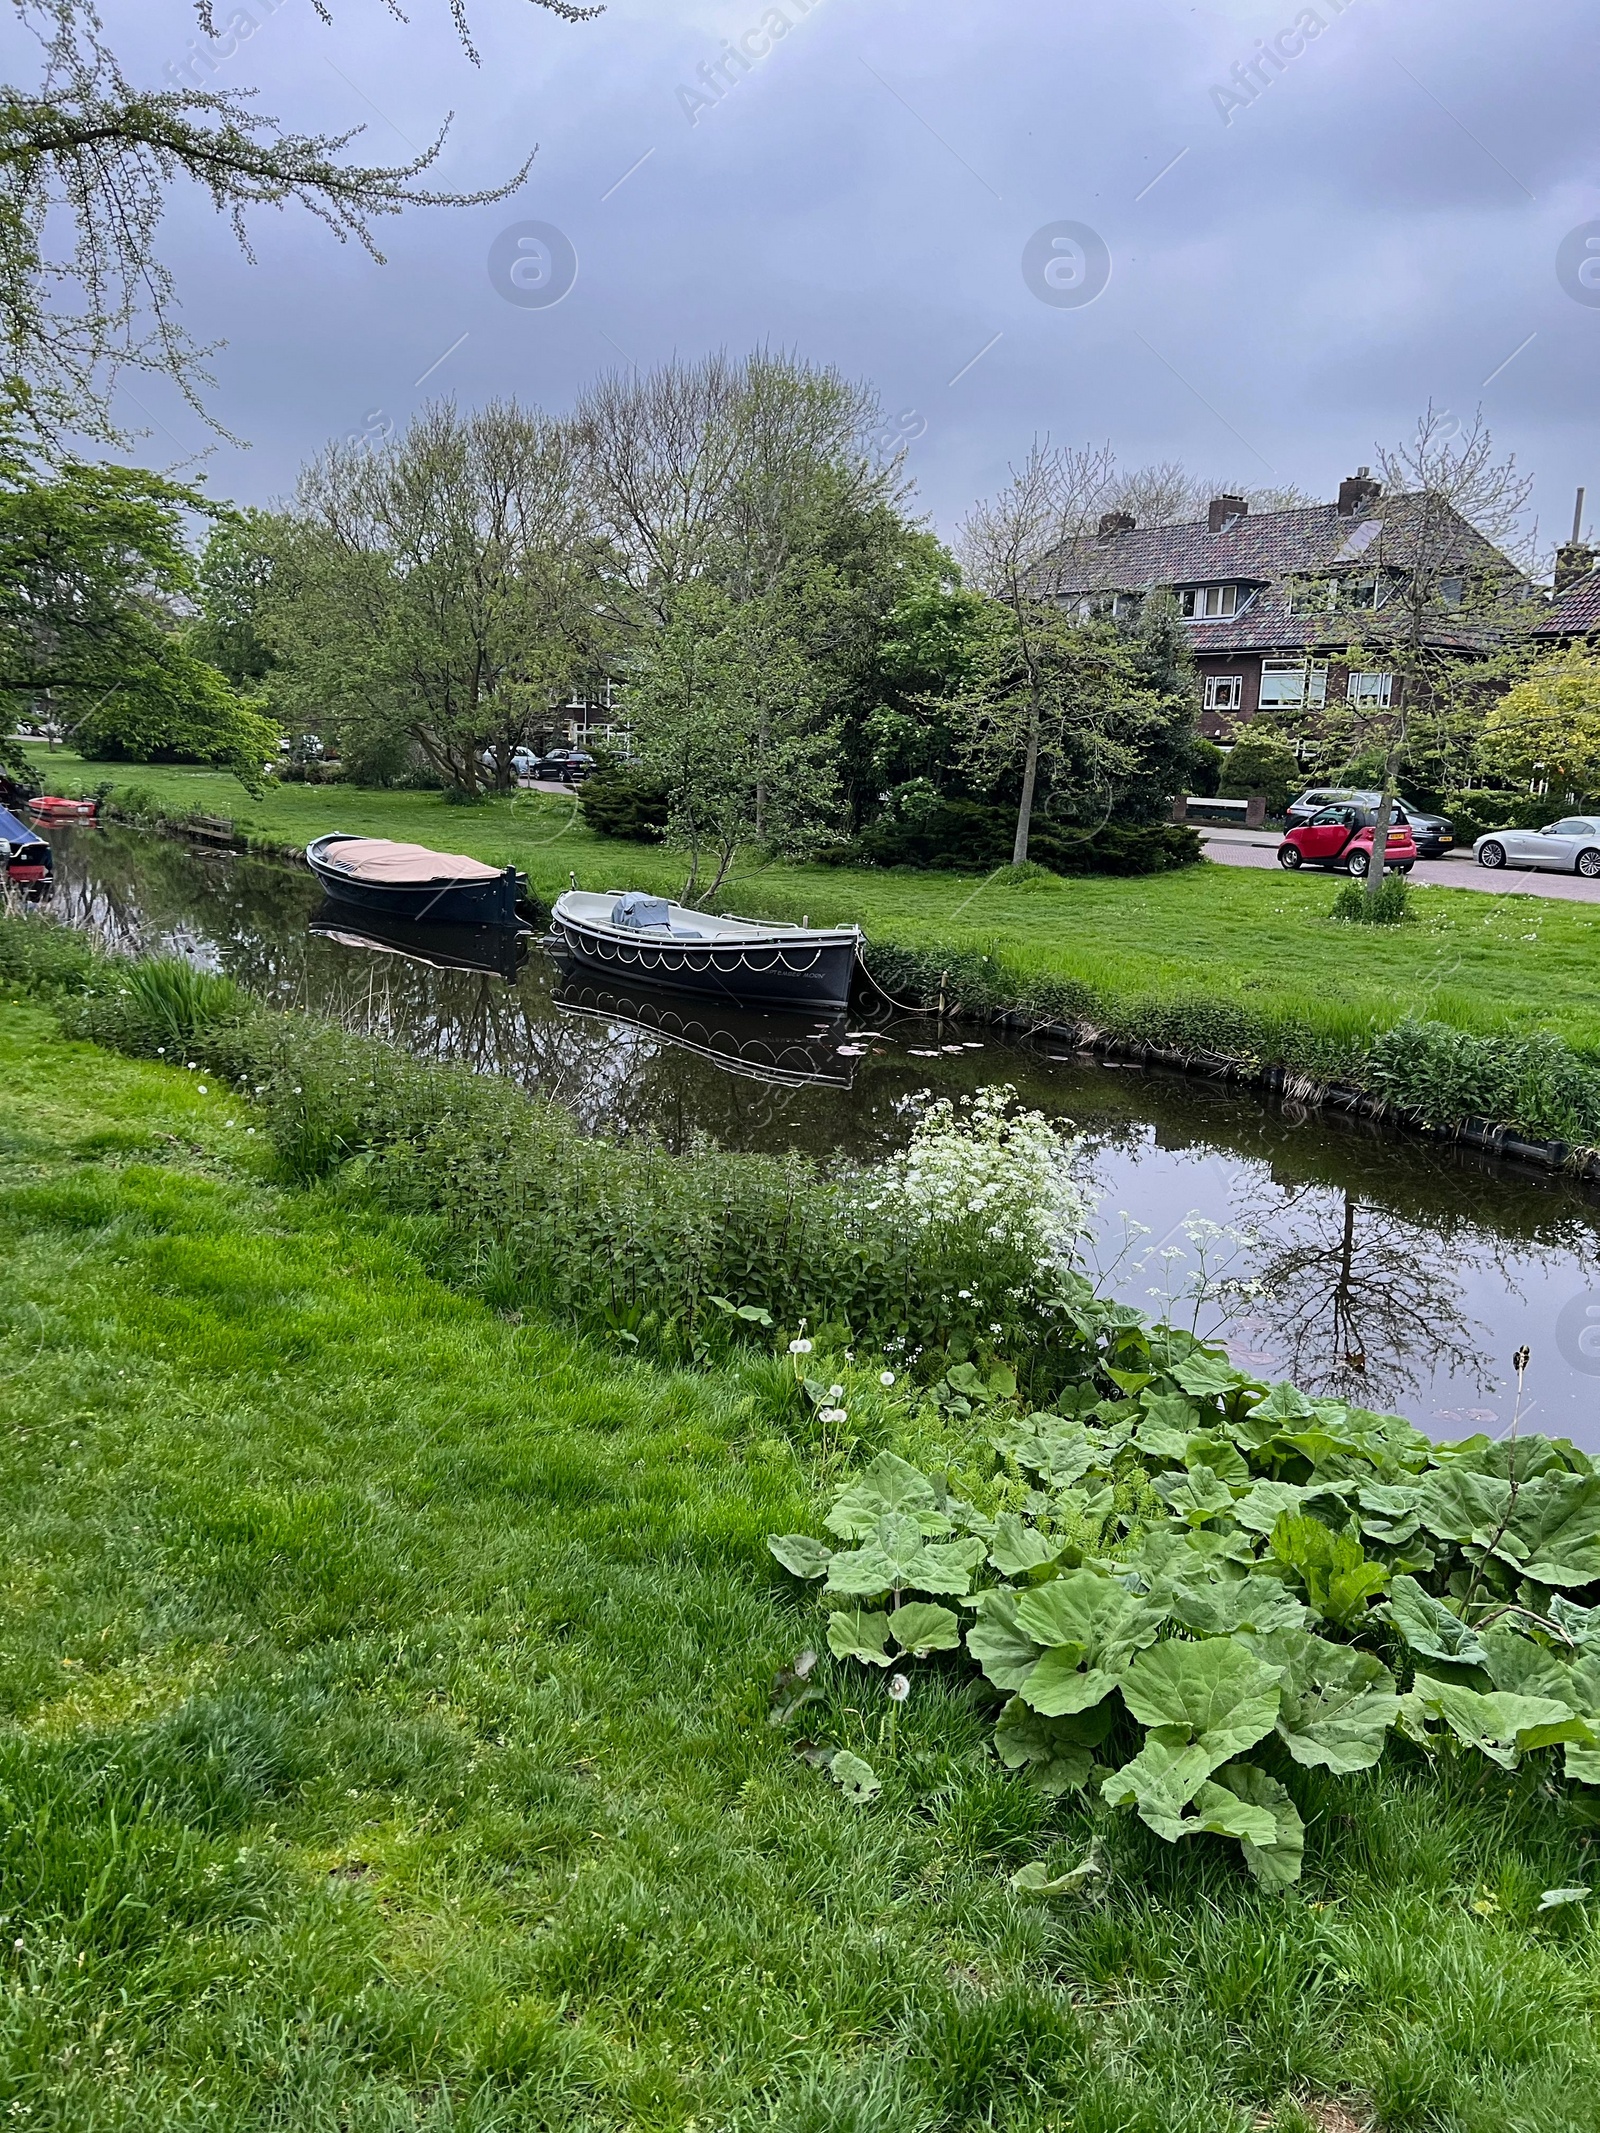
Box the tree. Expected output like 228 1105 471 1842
188 507 279 687
0 0 597 449
957 439 1117 862
1320 406 1536 898
1478 648 1600 803
629 582 836 904
575 350 903 625
1218 727 1300 816
262 400 611 793
0 444 271 777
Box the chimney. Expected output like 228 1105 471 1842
1098 510 1135 538
1337 466 1382 517
1556 543 1596 596
1207 494 1247 533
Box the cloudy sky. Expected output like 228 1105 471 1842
30 0 1600 548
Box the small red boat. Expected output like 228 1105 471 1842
27 795 97 820
1 802 52 889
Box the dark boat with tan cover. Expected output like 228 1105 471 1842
306 833 524 926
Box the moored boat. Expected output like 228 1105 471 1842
26 795 97 820
550 889 861 1011
0 803 51 890
306 832 524 926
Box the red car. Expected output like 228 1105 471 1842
1277 804 1417 877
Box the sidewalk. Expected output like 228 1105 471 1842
1199 828 1600 904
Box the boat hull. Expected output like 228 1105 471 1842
307 836 523 926
551 906 858 1010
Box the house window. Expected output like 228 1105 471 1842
1259 659 1329 710
1203 674 1243 712
1179 583 1239 619
1346 671 1394 708
1338 575 1392 611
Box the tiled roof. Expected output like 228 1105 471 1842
1534 569 1600 636
1033 492 1515 655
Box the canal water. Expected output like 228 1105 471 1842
33 823 1600 1452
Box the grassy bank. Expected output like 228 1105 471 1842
23 745 1600 1067
3 1007 1600 2130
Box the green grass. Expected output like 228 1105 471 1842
3 1008 1600 2129
26 744 1600 1058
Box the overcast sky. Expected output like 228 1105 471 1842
29 0 1600 551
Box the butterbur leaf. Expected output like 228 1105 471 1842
888 1602 960 1656
1184 1432 1252 1488
1011 1844 1103 1897
1102 1734 1248 1839
1134 1418 1190 1463
988 1512 1064 1579
1548 1595 1600 1649
1139 1389 1202 1436
1211 1762 1306 1887
1020 1647 1118 1718
823 1545 898 1598
1233 1480 1311 1535
1536 1886 1590 1911
1015 1568 1163 1673
1385 1575 1488 1669
1120 1639 1282 1766
1172 1352 1251 1400
1482 1625 1575 1702
910 1537 988 1595
1411 1674 1596 1769
967 1590 1043 1692
1153 1463 1237 1526
1505 1471 1600 1588
827 1749 881 1802
827 1609 893 1667
1566 1744 1600 1783
1248 1382 1319 1424
1162 1574 1308 1639
768 1533 832 1580
1243 1629 1399 1774
1267 1512 1389 1627
1416 1466 1514 1553
994 1697 1100 1795
824 1452 942 1540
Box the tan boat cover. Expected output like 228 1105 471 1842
319 837 503 884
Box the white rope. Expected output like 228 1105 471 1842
558 923 830 977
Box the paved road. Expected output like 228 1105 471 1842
1200 829 1600 905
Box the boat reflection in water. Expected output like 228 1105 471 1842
552 966 856 1090
308 900 532 982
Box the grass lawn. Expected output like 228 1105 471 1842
21 744 1600 1055
2 1007 1599 2130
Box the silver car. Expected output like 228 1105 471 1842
1475 816 1600 877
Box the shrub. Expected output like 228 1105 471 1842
579 766 670 842
769 1338 1600 1889
1186 736 1225 798
1442 789 1553 848
1217 730 1300 816
836 799 1200 876
63 956 247 1058
1331 874 1414 926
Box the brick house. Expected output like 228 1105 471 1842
1033 471 1518 742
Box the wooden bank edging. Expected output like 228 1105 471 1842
989 1007 1600 1186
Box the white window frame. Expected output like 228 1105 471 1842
1258 659 1328 710
1180 583 1239 620
1203 674 1243 712
1346 670 1394 708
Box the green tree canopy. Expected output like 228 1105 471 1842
1479 649 1600 802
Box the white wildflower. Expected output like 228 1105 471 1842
879 1370 896 1387
827 1383 844 1400
818 1406 848 1425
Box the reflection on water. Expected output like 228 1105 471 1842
33 823 1600 1450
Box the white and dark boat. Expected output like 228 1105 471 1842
550 890 861 1011
306 833 525 926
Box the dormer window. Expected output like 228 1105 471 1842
1178 583 1239 619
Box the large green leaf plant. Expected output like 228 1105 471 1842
770 1324 1600 1888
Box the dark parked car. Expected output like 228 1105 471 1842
1284 787 1453 857
537 749 597 783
